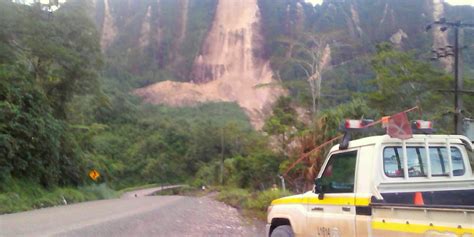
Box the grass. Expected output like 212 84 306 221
0 180 190 214
216 188 251 208
0 179 119 214
216 187 293 219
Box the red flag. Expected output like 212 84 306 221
387 112 412 140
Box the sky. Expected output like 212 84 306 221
306 0 474 6
23 0 66 4
24 0 474 7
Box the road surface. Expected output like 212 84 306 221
0 188 264 237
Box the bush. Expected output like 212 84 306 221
32 194 63 209
0 179 118 214
216 188 251 208
246 189 293 211
215 187 293 220
0 192 29 213
55 188 87 203
216 188 292 211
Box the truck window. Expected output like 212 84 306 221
383 146 465 177
320 151 357 193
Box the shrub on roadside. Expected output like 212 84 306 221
55 188 87 203
0 179 119 214
32 193 63 208
215 187 293 220
246 189 293 211
216 188 251 208
0 192 29 213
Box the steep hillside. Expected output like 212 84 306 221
259 0 474 107
134 0 284 128
93 0 474 127
95 0 217 84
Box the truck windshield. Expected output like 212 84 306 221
383 146 465 177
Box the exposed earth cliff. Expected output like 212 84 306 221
93 0 474 128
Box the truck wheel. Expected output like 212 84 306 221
271 225 294 237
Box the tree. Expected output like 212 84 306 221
0 1 102 188
366 43 451 125
270 31 332 117
0 64 77 187
285 99 372 190
263 97 301 154
21 1 103 119
291 36 332 117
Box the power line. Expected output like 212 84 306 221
426 18 474 135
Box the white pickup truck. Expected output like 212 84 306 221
267 121 474 237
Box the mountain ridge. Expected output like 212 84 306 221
93 0 474 127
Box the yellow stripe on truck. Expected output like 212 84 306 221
372 220 474 235
271 196 371 206
354 197 371 206
271 197 306 205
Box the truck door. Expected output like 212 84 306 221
306 150 358 237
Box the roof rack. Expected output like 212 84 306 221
339 119 435 150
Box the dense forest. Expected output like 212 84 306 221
1 0 473 213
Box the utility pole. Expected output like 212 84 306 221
453 23 464 135
426 19 474 134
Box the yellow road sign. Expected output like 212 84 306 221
89 169 100 181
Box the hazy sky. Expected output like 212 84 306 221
24 0 66 4
306 0 474 6
25 0 474 7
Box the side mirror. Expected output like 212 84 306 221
314 178 325 200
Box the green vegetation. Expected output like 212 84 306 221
216 188 292 219
246 189 293 212
90 102 261 189
1 0 102 189
0 178 117 214
257 0 474 110
217 188 251 208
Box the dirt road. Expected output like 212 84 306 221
0 192 265 236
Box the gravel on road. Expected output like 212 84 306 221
0 194 265 237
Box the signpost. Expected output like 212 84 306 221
88 169 100 181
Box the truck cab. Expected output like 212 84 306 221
267 126 474 237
